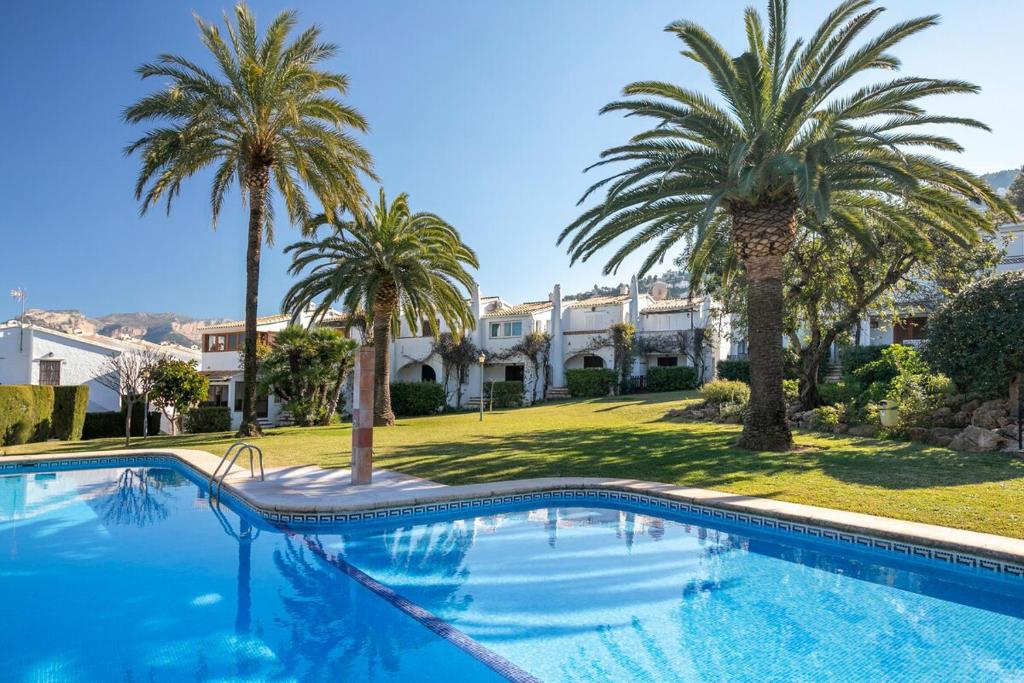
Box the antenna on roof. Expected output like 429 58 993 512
9 287 27 352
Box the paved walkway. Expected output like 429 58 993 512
5 447 1024 570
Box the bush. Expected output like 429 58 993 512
923 271 1024 397
486 381 524 408
840 345 886 376
852 344 926 388
700 379 750 405
888 372 955 432
646 366 698 392
783 379 800 403
0 385 56 446
82 404 160 440
813 404 845 429
184 406 232 433
818 381 853 406
390 382 447 416
717 359 750 383
566 369 617 397
51 385 88 441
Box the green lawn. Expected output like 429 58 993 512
5 391 1023 538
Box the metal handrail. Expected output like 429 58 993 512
209 441 264 501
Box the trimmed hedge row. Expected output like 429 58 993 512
646 366 698 392
185 406 232 433
840 345 886 377
717 359 750 383
0 385 56 445
486 381 524 408
390 382 447 416
566 368 617 397
82 404 161 440
52 385 89 441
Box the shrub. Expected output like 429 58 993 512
700 379 750 405
486 381 524 408
718 401 747 421
184 406 232 433
390 382 447 416
814 405 845 428
646 366 698 392
852 344 926 388
923 271 1024 397
888 372 955 431
783 379 800 403
565 369 617 397
0 385 56 446
840 345 886 377
82 405 160 440
51 385 89 441
818 381 852 406
717 359 750 383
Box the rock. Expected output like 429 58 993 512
908 427 929 442
998 416 1016 428
833 423 849 434
948 425 1004 453
926 427 961 447
802 412 820 428
952 411 971 428
961 399 981 413
999 423 1021 440
979 399 1009 414
971 399 1009 430
721 413 743 424
848 424 879 438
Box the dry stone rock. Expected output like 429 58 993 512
948 425 1003 453
848 424 879 438
926 427 961 447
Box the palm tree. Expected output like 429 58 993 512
124 5 373 437
559 0 1009 450
283 190 478 425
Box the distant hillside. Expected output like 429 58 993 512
981 168 1019 194
19 309 230 346
565 267 691 301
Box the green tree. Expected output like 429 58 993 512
283 190 478 425
432 332 480 408
1006 166 1024 215
257 326 357 426
559 0 1008 450
124 5 373 437
150 359 209 435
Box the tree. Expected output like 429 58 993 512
124 4 373 438
489 331 553 404
1006 166 1024 216
432 332 480 408
559 0 1009 450
95 349 164 446
150 358 208 435
257 326 356 426
923 270 1024 398
283 190 478 425
609 323 636 393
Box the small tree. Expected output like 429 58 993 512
608 323 635 393
151 359 209 435
1007 167 1024 215
95 349 164 446
432 333 479 408
515 331 552 404
923 271 1024 398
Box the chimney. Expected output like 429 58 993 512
629 274 639 324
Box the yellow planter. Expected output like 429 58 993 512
878 400 900 428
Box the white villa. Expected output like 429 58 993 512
199 277 731 427
0 322 200 413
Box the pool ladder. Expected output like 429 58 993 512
209 441 265 502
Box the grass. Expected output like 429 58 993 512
5 391 1023 538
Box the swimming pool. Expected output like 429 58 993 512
2 460 1023 682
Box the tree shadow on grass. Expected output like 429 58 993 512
374 425 1024 492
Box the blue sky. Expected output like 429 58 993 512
1 0 1021 320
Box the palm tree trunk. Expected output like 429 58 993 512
732 201 796 451
238 165 270 438
372 292 397 426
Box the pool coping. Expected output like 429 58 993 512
4 447 1023 573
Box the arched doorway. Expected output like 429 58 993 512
583 355 605 369
421 364 437 382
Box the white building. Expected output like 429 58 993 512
0 322 200 413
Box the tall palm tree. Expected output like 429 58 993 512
124 5 373 437
559 0 1008 450
283 190 478 425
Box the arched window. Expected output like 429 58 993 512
583 355 605 369
421 364 437 382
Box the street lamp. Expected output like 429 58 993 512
478 353 486 421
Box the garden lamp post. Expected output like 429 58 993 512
478 353 486 421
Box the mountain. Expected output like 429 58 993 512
981 168 1019 194
18 309 231 347
565 267 692 301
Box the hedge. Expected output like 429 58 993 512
486 381 524 408
0 385 56 445
717 359 750 383
566 368 617 397
390 382 447 416
83 404 161 440
184 406 232 433
646 366 698 392
840 345 886 377
52 385 89 441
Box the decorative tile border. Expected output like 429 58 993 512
5 454 1023 580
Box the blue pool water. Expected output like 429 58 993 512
2 463 1023 682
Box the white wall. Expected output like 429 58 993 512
0 326 32 385
29 330 122 411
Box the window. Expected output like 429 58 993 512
206 384 229 407
583 355 605 369
233 382 269 418
204 334 227 352
505 365 524 382
421 365 436 382
534 319 548 333
489 321 522 338
420 320 434 337
38 360 61 385
205 331 272 352
657 356 678 367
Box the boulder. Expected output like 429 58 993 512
999 423 1021 440
848 424 879 438
908 427 929 443
948 425 1003 453
833 423 849 435
971 399 1009 430
961 399 981 413
925 427 961 447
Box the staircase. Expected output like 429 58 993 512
276 410 295 427
545 386 570 400
824 361 843 383
466 396 488 410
